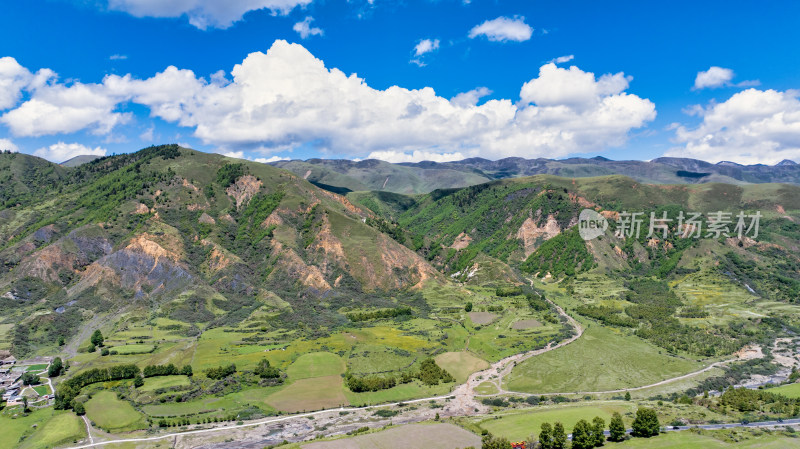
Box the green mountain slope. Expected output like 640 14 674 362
0 146 440 357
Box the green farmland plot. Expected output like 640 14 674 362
0 408 85 449
84 391 147 432
505 324 701 393
139 375 191 392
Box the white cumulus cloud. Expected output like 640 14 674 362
0 138 19 152
667 88 800 164
222 150 288 163
1 77 131 137
107 0 311 29
414 39 440 56
366 150 469 163
551 55 574 64
694 66 734 90
0 57 33 110
411 38 440 66
0 41 656 161
293 16 323 39
255 155 289 163
693 66 759 90
468 16 533 42
33 142 107 163
450 87 492 107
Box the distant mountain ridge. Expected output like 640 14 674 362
272 156 800 195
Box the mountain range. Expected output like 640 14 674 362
1 146 799 360
271 156 800 195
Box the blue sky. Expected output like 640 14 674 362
1 0 799 165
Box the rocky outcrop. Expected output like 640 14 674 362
516 214 561 257
226 175 263 209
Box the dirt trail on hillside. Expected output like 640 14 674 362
443 294 584 416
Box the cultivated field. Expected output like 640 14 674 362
469 312 498 325
139 375 191 392
266 376 350 412
435 351 489 383
511 319 541 329
85 391 147 432
614 430 800 448
302 423 481 449
0 408 85 449
764 382 800 398
504 324 702 393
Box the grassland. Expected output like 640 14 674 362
33 385 51 396
266 376 349 412
764 382 800 398
139 375 191 392
112 344 156 354
286 352 346 379
505 324 702 393
476 403 637 441
16 412 86 449
25 364 48 372
613 430 800 448
85 391 147 432
344 381 453 406
0 323 13 351
472 400 730 442
301 423 481 449
434 351 489 383
0 408 85 449
141 386 280 418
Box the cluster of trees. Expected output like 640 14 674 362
21 372 40 386
215 163 247 188
48 357 64 377
254 358 280 379
615 279 741 356
630 408 660 438
158 415 239 427
205 364 237 380
521 228 595 278
345 373 397 393
346 307 412 322
143 363 193 378
496 286 523 297
724 250 800 303
479 409 655 449
575 305 637 328
236 191 285 246
416 358 454 386
720 387 800 414
677 305 709 318
365 217 405 244
88 330 104 353
345 358 453 393
54 364 140 411
526 294 549 311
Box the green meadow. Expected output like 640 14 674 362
505 324 702 394
84 391 147 432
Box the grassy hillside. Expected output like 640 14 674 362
0 145 441 358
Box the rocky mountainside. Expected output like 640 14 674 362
372 175 800 301
0 146 440 357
